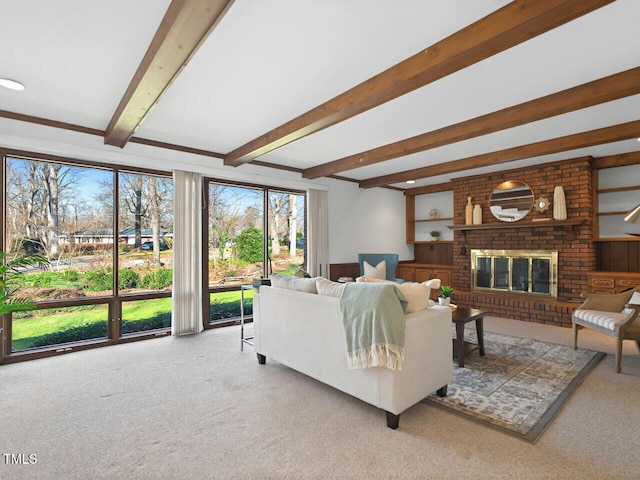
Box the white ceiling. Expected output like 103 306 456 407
1 0 639 190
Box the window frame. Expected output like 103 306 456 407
0 149 308 362
202 177 307 329
1 148 174 363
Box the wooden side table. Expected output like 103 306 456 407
451 307 486 367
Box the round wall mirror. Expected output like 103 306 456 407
489 181 534 222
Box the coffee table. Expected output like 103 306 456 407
451 307 486 367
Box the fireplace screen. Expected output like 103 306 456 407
471 249 558 298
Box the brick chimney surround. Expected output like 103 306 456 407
451 157 595 327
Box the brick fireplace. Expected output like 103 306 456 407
451 157 596 326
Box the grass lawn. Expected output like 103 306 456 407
12 289 256 351
12 304 110 351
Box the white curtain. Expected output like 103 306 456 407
172 170 203 335
307 189 330 278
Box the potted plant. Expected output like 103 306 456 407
438 285 454 306
0 252 46 316
430 230 441 241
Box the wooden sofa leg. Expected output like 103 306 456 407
573 323 579 350
436 385 448 397
257 353 266 365
385 411 399 429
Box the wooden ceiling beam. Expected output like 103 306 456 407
304 67 640 179
0 109 104 137
224 0 614 167
592 151 640 169
404 183 453 196
104 0 234 148
359 120 640 188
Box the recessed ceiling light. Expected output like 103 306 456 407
0 78 25 91
406 180 415 184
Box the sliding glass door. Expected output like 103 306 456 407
205 180 306 326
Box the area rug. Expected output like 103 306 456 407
423 330 604 443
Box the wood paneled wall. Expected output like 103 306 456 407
413 243 453 265
597 241 640 271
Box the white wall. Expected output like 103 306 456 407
0 118 411 265
326 179 412 263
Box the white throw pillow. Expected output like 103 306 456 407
363 260 386 280
316 278 345 298
629 291 640 305
396 282 429 313
422 278 441 290
355 275 395 284
356 276 429 313
271 273 318 294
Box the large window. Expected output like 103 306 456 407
207 184 264 288
2 153 173 361
268 190 306 277
117 172 174 335
1 151 306 361
6 157 114 297
206 180 306 324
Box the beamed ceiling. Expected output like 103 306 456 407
1 0 639 191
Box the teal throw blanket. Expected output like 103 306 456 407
339 283 408 371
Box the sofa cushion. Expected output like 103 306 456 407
363 260 386 280
271 273 318 294
357 276 430 313
316 278 345 298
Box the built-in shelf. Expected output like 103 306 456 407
596 236 640 241
410 240 454 245
597 185 640 194
448 219 586 240
410 217 454 223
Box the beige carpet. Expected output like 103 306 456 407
1 316 639 480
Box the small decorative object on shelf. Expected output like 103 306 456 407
438 285 454 306
429 208 440 220
473 203 482 225
465 197 473 225
535 196 551 213
430 230 441 241
553 186 567 220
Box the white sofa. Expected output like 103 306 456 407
253 283 453 429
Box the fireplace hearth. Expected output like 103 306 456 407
471 249 558 298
